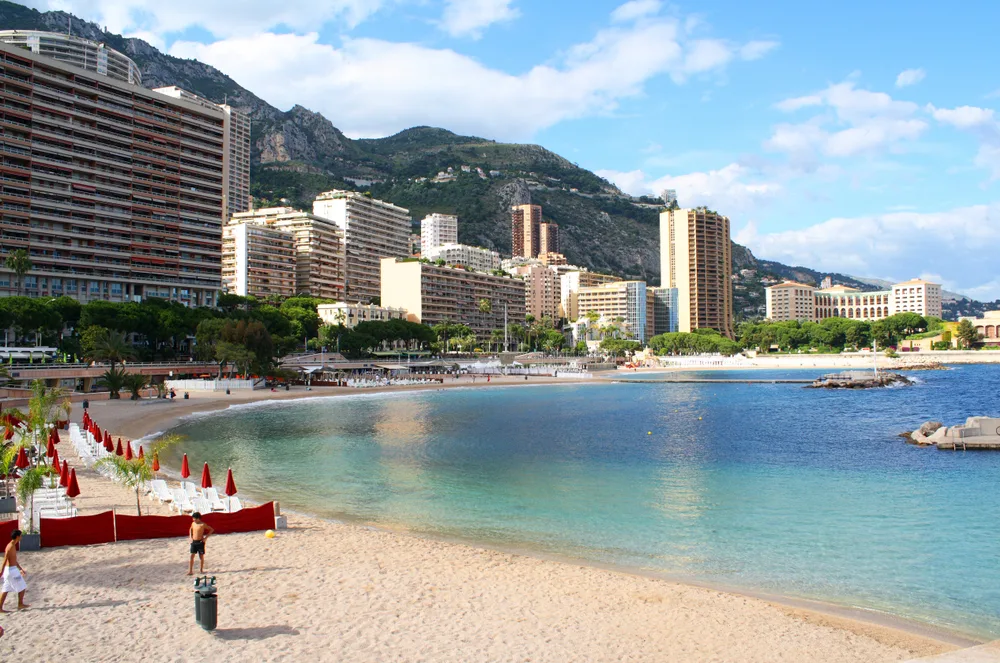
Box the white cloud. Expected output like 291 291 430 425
928 104 996 129
895 68 925 88
170 11 775 140
928 104 1000 179
766 81 928 159
736 203 1000 299
598 163 781 216
611 0 662 23
440 0 520 39
21 0 383 38
739 40 779 61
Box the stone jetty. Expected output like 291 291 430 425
807 371 912 389
907 417 1000 450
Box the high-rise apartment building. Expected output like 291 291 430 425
381 258 526 341
221 221 296 298
231 207 345 299
0 31 142 84
891 279 943 318
510 264 560 321
659 208 733 337
539 222 559 256
560 270 622 321
421 213 458 256
576 281 650 343
511 204 541 258
313 190 411 303
424 243 501 273
152 87 251 221
0 38 225 306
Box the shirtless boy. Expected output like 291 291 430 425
0 529 29 612
188 513 215 576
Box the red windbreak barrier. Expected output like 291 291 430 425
0 519 17 545
115 513 191 541
202 502 275 535
40 511 115 548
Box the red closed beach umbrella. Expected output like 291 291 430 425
137 445 144 460
14 446 29 469
51 447 60 470
66 468 80 498
181 454 190 478
59 460 69 488
200 463 212 489
104 435 113 453
152 454 160 472
45 436 55 458
115 439 124 456
51 427 60 445
124 441 133 460
4 427 13 441
224 468 237 496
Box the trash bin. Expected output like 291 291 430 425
193 576 218 631
82 399 89 410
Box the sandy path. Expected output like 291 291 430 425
0 384 963 662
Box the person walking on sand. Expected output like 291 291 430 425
0 529 29 612
188 513 215 576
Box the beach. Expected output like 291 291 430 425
0 378 977 662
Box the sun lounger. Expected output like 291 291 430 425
172 488 194 513
192 497 213 515
203 487 227 511
149 480 173 503
181 481 199 500
227 496 243 513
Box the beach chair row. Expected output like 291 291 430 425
147 479 242 513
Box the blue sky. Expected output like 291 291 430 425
22 0 1000 299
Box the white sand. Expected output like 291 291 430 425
0 385 964 662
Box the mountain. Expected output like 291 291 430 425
0 2 983 318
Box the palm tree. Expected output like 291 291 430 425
99 365 128 399
4 248 31 296
88 328 137 368
478 298 492 344
96 434 182 515
123 373 150 400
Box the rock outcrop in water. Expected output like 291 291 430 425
907 417 1000 449
807 372 912 389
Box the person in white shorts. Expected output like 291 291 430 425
0 529 29 612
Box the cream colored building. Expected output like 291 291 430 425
560 270 622 321
317 302 407 329
814 285 892 321
510 264 560 321
420 213 458 256
892 279 943 318
511 204 542 258
313 190 411 303
660 208 733 336
221 221 296 298
381 258 526 340
424 243 501 273
576 281 650 343
765 281 817 321
539 252 567 266
966 311 1000 345
231 207 345 299
539 222 559 256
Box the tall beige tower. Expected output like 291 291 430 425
659 208 733 337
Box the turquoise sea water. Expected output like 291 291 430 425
164 365 1000 638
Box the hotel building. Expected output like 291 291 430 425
539 222 559 256
231 207 345 300
0 36 225 306
381 257 526 340
424 243 501 273
560 270 622 321
766 279 943 322
313 190 411 303
152 86 251 221
765 281 817 321
221 221 296 298
576 281 650 343
660 208 733 337
317 302 407 329
420 213 458 256
649 286 679 335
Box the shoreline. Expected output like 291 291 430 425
82 379 984 653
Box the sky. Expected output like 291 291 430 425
21 0 1000 299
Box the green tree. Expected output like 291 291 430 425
123 373 150 400
956 319 981 349
4 248 31 296
96 434 181 515
99 365 128 399
84 328 137 368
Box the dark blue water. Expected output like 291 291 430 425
164 365 1000 637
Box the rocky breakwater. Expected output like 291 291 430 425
808 371 912 389
906 417 1000 449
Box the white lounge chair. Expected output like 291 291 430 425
227 496 243 513
181 481 199 500
172 488 194 513
203 487 227 511
153 480 174 503
192 497 213 515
